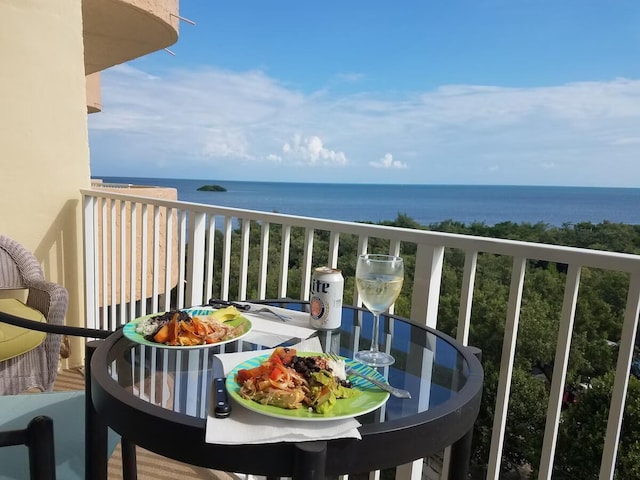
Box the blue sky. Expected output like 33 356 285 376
88 1 640 186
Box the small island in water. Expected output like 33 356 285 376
197 185 227 192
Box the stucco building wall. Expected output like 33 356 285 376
0 0 90 331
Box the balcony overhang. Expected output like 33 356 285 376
86 73 102 113
82 0 179 75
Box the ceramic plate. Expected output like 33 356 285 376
226 352 390 421
123 308 252 349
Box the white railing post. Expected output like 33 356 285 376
279 225 292 299
176 211 187 308
599 271 640 480
186 211 206 307
119 200 127 324
221 216 232 300
162 208 174 312
100 198 108 329
150 206 161 313
328 231 340 268
300 228 314 300
238 218 251 300
457 251 478 345
538 264 581 479
410 243 445 329
204 216 216 302
82 195 97 330
486 256 527 479
140 204 149 316
128 202 137 320
257 222 270 298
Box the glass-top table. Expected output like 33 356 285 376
87 301 483 479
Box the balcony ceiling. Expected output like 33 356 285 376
83 0 179 75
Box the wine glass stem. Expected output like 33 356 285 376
370 313 381 353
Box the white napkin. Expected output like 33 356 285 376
205 338 362 445
242 304 317 348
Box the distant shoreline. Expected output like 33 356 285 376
94 176 640 227
92 176 640 191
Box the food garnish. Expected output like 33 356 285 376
135 306 246 346
235 347 361 414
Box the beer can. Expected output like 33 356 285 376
309 267 344 330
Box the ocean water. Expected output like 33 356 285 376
97 177 640 227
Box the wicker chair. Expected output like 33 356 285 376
0 235 68 394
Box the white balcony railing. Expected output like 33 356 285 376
81 187 640 480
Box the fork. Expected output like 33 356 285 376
249 307 292 322
327 353 411 399
206 299 292 322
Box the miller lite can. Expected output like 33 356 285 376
309 267 344 330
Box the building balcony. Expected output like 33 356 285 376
80 185 640 479
82 0 179 76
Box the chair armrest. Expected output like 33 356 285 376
24 279 68 327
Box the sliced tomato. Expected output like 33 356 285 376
268 350 284 366
235 364 271 384
269 363 289 382
271 347 296 365
269 364 292 389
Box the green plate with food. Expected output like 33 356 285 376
226 347 390 421
123 306 252 349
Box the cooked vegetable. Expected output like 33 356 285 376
235 348 360 414
137 307 246 346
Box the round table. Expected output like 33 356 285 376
88 302 483 479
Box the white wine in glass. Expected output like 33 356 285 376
355 254 404 366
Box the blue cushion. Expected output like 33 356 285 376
0 391 120 480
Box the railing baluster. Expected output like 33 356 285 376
388 240 401 315
151 205 161 313
301 228 315 300
486 256 527 480
279 225 291 298
328 231 340 268
119 200 127 324
410 243 444 329
140 203 149 316
186 211 206 308
83 195 97 330
99 197 108 329
599 271 640 480
162 208 174 311
205 215 216 303
129 202 137 321
238 218 251 300
109 199 117 326
176 210 187 308
442 248 478 479
221 216 233 300
539 263 581 479
353 236 369 307
258 222 270 299
457 250 478 346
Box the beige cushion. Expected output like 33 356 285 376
0 298 46 361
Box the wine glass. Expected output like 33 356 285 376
354 254 404 366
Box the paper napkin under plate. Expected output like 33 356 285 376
205 338 362 445
241 304 317 348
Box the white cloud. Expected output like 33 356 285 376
369 153 407 169
201 129 251 159
279 134 347 166
89 67 640 186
